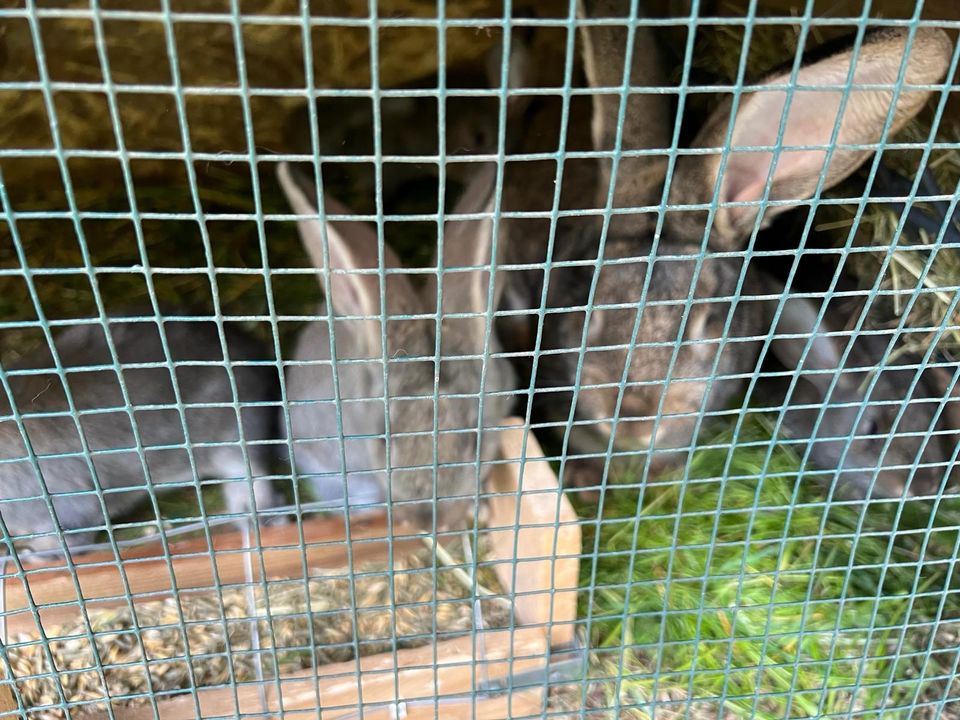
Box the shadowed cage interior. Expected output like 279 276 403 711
1 0 960 718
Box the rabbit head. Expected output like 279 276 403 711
278 161 514 531
768 304 960 500
538 6 953 480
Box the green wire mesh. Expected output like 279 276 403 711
1 0 960 718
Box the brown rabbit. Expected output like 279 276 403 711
520 2 953 489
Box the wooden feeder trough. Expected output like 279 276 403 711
0 418 582 719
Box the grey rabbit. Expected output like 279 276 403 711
0 317 283 557
520 1 953 488
761 294 960 500
276 157 516 531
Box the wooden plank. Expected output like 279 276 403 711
486 419 581 647
1 513 419 639
112 627 548 720
0 684 17 716
358 688 545 720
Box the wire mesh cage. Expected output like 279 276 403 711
1 0 960 718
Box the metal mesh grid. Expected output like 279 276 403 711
0 0 959 718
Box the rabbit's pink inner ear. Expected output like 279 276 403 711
724 87 841 198
329 271 379 321
719 28 952 234
324 225 383 320
440 163 500 317
719 84 851 234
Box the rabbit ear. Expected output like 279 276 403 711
277 162 417 319
675 27 953 244
485 30 535 122
769 296 845 394
578 0 671 219
436 164 503 350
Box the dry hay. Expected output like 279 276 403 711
0 0 503 200
0 0 510 363
5 544 511 719
0 0 577 365
817 119 960 357
913 619 960 719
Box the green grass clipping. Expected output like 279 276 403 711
576 418 960 718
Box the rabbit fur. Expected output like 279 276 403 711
760 293 960 500
0 317 282 556
507 0 953 492
276 158 516 531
